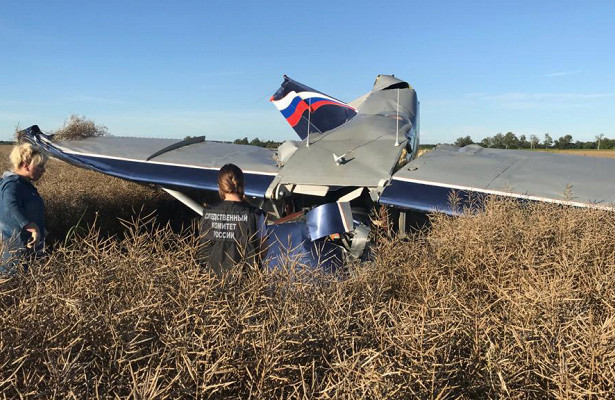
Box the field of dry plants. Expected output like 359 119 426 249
1 143 615 398
537 149 615 158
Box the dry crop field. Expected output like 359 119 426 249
0 144 615 398
535 149 615 158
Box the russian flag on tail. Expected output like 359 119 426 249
271 75 357 140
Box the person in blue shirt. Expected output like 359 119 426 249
0 142 47 275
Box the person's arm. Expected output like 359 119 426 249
256 213 268 262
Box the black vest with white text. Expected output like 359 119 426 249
198 200 264 275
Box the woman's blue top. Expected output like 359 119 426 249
0 171 45 257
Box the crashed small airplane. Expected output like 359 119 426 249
22 75 615 268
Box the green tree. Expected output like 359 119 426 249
264 140 281 149
480 136 493 148
454 135 474 147
492 133 506 148
602 137 615 149
503 132 520 149
543 133 553 148
554 134 573 149
234 137 249 145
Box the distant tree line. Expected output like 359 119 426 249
454 132 614 150
184 136 282 149
233 137 281 149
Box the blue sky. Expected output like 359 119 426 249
1 0 613 144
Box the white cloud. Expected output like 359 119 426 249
544 70 582 78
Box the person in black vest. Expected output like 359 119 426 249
198 164 267 276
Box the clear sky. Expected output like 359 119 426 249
1 0 613 144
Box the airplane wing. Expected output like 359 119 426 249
22 126 279 198
380 144 615 214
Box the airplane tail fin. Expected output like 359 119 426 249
270 76 357 139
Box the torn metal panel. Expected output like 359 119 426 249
276 140 299 165
306 202 353 240
265 222 343 272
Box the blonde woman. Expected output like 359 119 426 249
0 142 47 274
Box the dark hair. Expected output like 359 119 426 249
218 164 245 201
